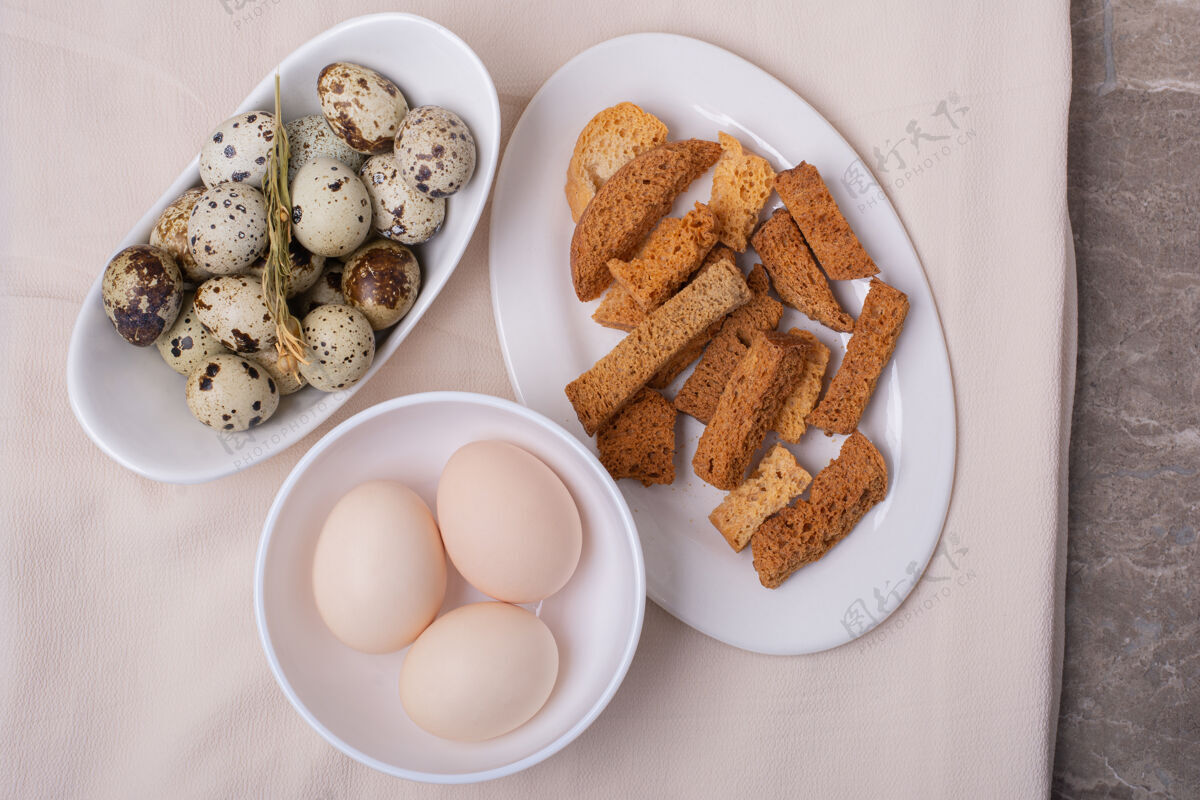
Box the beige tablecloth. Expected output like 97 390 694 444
0 1 1074 796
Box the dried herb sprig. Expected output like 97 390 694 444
261 73 307 378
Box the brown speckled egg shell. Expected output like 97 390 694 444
341 239 421 330
185 353 279 431
245 238 326 298
150 187 210 283
193 275 277 354
156 292 229 375
317 62 408 154
291 265 344 317
298 304 375 391
101 244 184 347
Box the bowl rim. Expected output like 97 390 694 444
253 390 647 783
66 11 501 485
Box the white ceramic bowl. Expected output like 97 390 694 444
67 13 500 484
254 392 646 783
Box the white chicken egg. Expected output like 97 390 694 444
290 157 372 258
399 602 559 742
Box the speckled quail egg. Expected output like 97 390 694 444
193 275 276 354
101 244 183 346
187 183 268 275
156 292 229 375
299 304 375 391
150 188 211 284
341 239 421 330
291 264 344 317
358 153 445 244
317 62 408 154
290 157 371 258
185 353 279 431
394 106 476 198
251 346 307 395
285 114 366 185
245 238 326 297
199 111 275 188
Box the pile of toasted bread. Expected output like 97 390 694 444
562 102 909 589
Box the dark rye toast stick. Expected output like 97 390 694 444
569 139 721 301
775 162 879 280
806 278 909 435
751 431 887 588
751 209 853 333
565 260 751 436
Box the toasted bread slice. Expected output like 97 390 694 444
674 264 782 423
773 328 831 442
806 279 908 435
709 444 811 552
751 209 853 332
592 285 645 331
692 330 811 490
775 162 878 280
570 139 722 301
565 260 751 435
752 431 887 588
565 103 669 223
597 388 677 486
608 203 718 311
709 132 776 252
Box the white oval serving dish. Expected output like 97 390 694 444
67 13 500 484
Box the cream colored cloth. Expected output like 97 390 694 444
0 1 1073 796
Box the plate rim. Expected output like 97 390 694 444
488 31 958 655
66 12 501 485
253 390 647 783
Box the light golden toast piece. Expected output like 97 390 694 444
773 328 831 442
751 431 887 588
592 285 645 331
565 103 669 223
709 132 776 252
751 208 853 332
709 444 812 552
806 279 909 435
608 203 718 311
692 330 811 490
775 162 879 279
597 388 677 486
674 264 782 423
565 260 751 435
570 139 722 301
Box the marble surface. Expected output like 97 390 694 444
1055 1 1200 797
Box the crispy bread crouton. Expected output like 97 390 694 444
806 279 908 435
709 444 811 552
565 260 750 435
570 139 721 301
775 162 879 279
751 431 887 588
709 132 776 252
565 102 668 223
751 208 853 333
597 388 677 486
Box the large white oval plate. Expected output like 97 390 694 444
67 13 500 484
490 34 956 655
